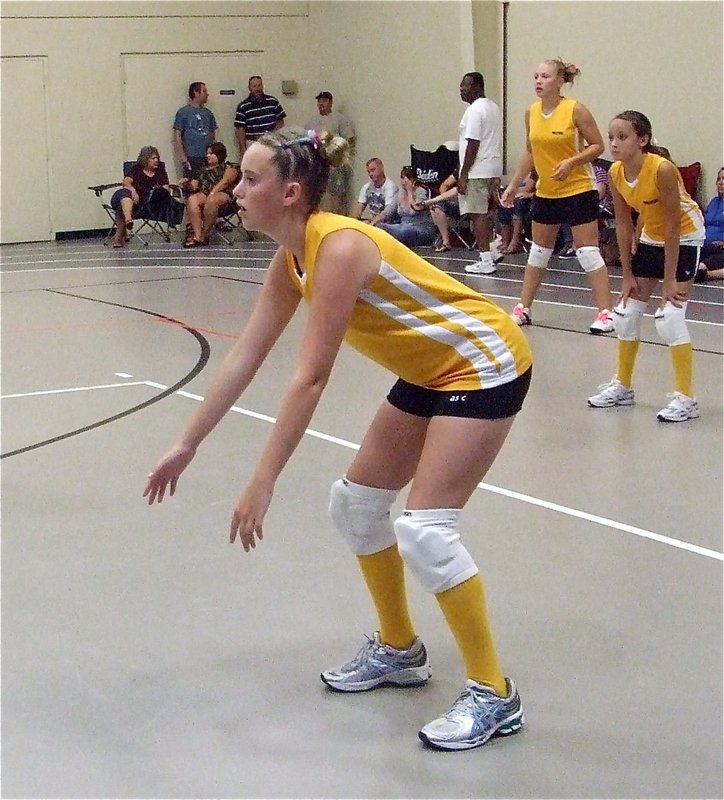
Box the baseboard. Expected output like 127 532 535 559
55 229 107 241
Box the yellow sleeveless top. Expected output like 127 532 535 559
528 98 596 199
609 154 705 245
284 213 533 391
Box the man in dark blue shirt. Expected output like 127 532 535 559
234 76 286 156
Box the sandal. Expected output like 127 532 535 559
184 237 203 248
434 243 451 253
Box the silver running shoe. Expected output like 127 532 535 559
321 632 431 692
419 678 524 751
587 378 635 408
657 392 700 422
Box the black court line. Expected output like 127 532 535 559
0 273 215 295
0 290 211 459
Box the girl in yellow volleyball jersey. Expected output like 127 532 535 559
587 111 705 422
501 59 615 334
143 129 532 751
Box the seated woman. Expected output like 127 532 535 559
497 172 536 255
412 171 461 252
110 146 170 248
695 166 724 282
376 166 437 248
179 142 240 247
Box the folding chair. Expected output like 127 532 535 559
410 144 474 250
210 201 250 245
88 161 183 247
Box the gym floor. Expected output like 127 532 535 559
2 235 722 799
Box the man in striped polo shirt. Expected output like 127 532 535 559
234 76 286 156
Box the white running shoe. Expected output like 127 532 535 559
418 678 525 751
587 379 635 408
464 256 497 275
510 303 531 326
490 237 504 264
656 392 700 422
589 309 615 335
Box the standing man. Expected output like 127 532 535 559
457 72 503 275
305 91 356 212
350 158 398 226
234 76 286 156
173 82 218 179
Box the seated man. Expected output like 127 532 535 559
350 158 398 226
178 142 240 247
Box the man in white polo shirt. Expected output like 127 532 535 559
457 72 503 274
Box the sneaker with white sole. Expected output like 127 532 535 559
464 256 497 275
418 678 524 751
589 309 615 335
587 378 635 408
657 392 700 422
510 303 532 326
320 632 431 692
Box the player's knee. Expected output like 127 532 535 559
612 298 648 341
328 478 398 555
654 301 690 346
527 243 554 269
394 509 478 594
576 246 605 273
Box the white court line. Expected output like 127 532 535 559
0 381 148 399
2 260 722 326
142 380 723 562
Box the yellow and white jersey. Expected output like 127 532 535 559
284 213 533 391
528 98 596 199
609 154 705 246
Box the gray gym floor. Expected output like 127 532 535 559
2 234 722 799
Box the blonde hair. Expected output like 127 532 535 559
256 127 350 211
545 58 581 85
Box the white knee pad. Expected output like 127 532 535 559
329 478 399 556
612 298 648 341
576 246 606 273
394 509 478 594
527 243 554 269
654 301 690 346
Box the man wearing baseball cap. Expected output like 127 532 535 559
305 91 356 213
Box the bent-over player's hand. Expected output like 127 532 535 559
661 278 686 308
230 479 274 552
143 444 196 504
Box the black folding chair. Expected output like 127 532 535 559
210 201 249 245
411 144 475 250
88 161 183 247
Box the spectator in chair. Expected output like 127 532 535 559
377 166 437 247
350 158 399 226
110 146 171 249
497 172 536 255
179 142 240 248
173 82 218 179
695 167 724 282
414 170 462 252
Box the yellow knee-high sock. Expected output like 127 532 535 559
670 343 694 396
616 339 640 388
436 575 507 696
357 546 416 650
